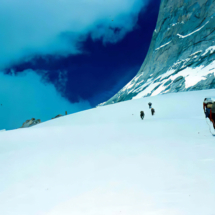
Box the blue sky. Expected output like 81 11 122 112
0 71 91 130
0 0 161 129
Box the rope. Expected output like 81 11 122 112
205 117 215 135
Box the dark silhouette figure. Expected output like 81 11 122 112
211 102 215 129
203 98 212 118
203 98 215 129
148 102 152 109
140 111 144 120
151 108 155 116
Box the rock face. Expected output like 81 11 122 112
20 118 41 128
102 0 215 105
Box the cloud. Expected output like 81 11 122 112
0 71 91 130
0 0 148 69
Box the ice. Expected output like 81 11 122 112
167 21 184 31
143 57 215 96
133 82 160 98
125 82 135 90
1 90 215 215
155 41 171 51
151 84 166 96
121 75 144 92
190 50 202 57
172 60 215 88
202 46 215 56
177 21 209 38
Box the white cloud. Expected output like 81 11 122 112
0 0 148 68
0 71 91 130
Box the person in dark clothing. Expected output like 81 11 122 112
148 102 152 109
203 98 212 118
210 103 215 129
151 108 155 116
203 98 215 129
203 98 207 112
140 111 144 120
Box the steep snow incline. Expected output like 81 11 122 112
0 90 215 215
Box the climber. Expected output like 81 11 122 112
148 102 152 109
203 98 215 130
203 98 213 119
210 102 215 129
151 108 155 116
140 111 144 120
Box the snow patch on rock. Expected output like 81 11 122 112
177 21 210 39
202 46 215 56
155 41 171 51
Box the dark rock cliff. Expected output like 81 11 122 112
101 0 215 105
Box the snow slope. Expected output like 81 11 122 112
0 89 215 215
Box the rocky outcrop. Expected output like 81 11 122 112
20 111 68 129
101 0 215 105
51 111 67 119
20 118 41 128
52 114 63 119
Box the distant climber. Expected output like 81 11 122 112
151 108 155 116
140 111 144 120
148 102 152 109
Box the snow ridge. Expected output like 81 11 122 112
177 20 210 39
155 41 171 51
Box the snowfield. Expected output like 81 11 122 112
0 90 215 215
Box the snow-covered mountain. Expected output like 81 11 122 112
102 0 215 105
0 89 215 215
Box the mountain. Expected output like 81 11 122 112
101 0 215 105
0 89 215 214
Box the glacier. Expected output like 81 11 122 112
0 89 215 215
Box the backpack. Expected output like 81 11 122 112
211 103 215 114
